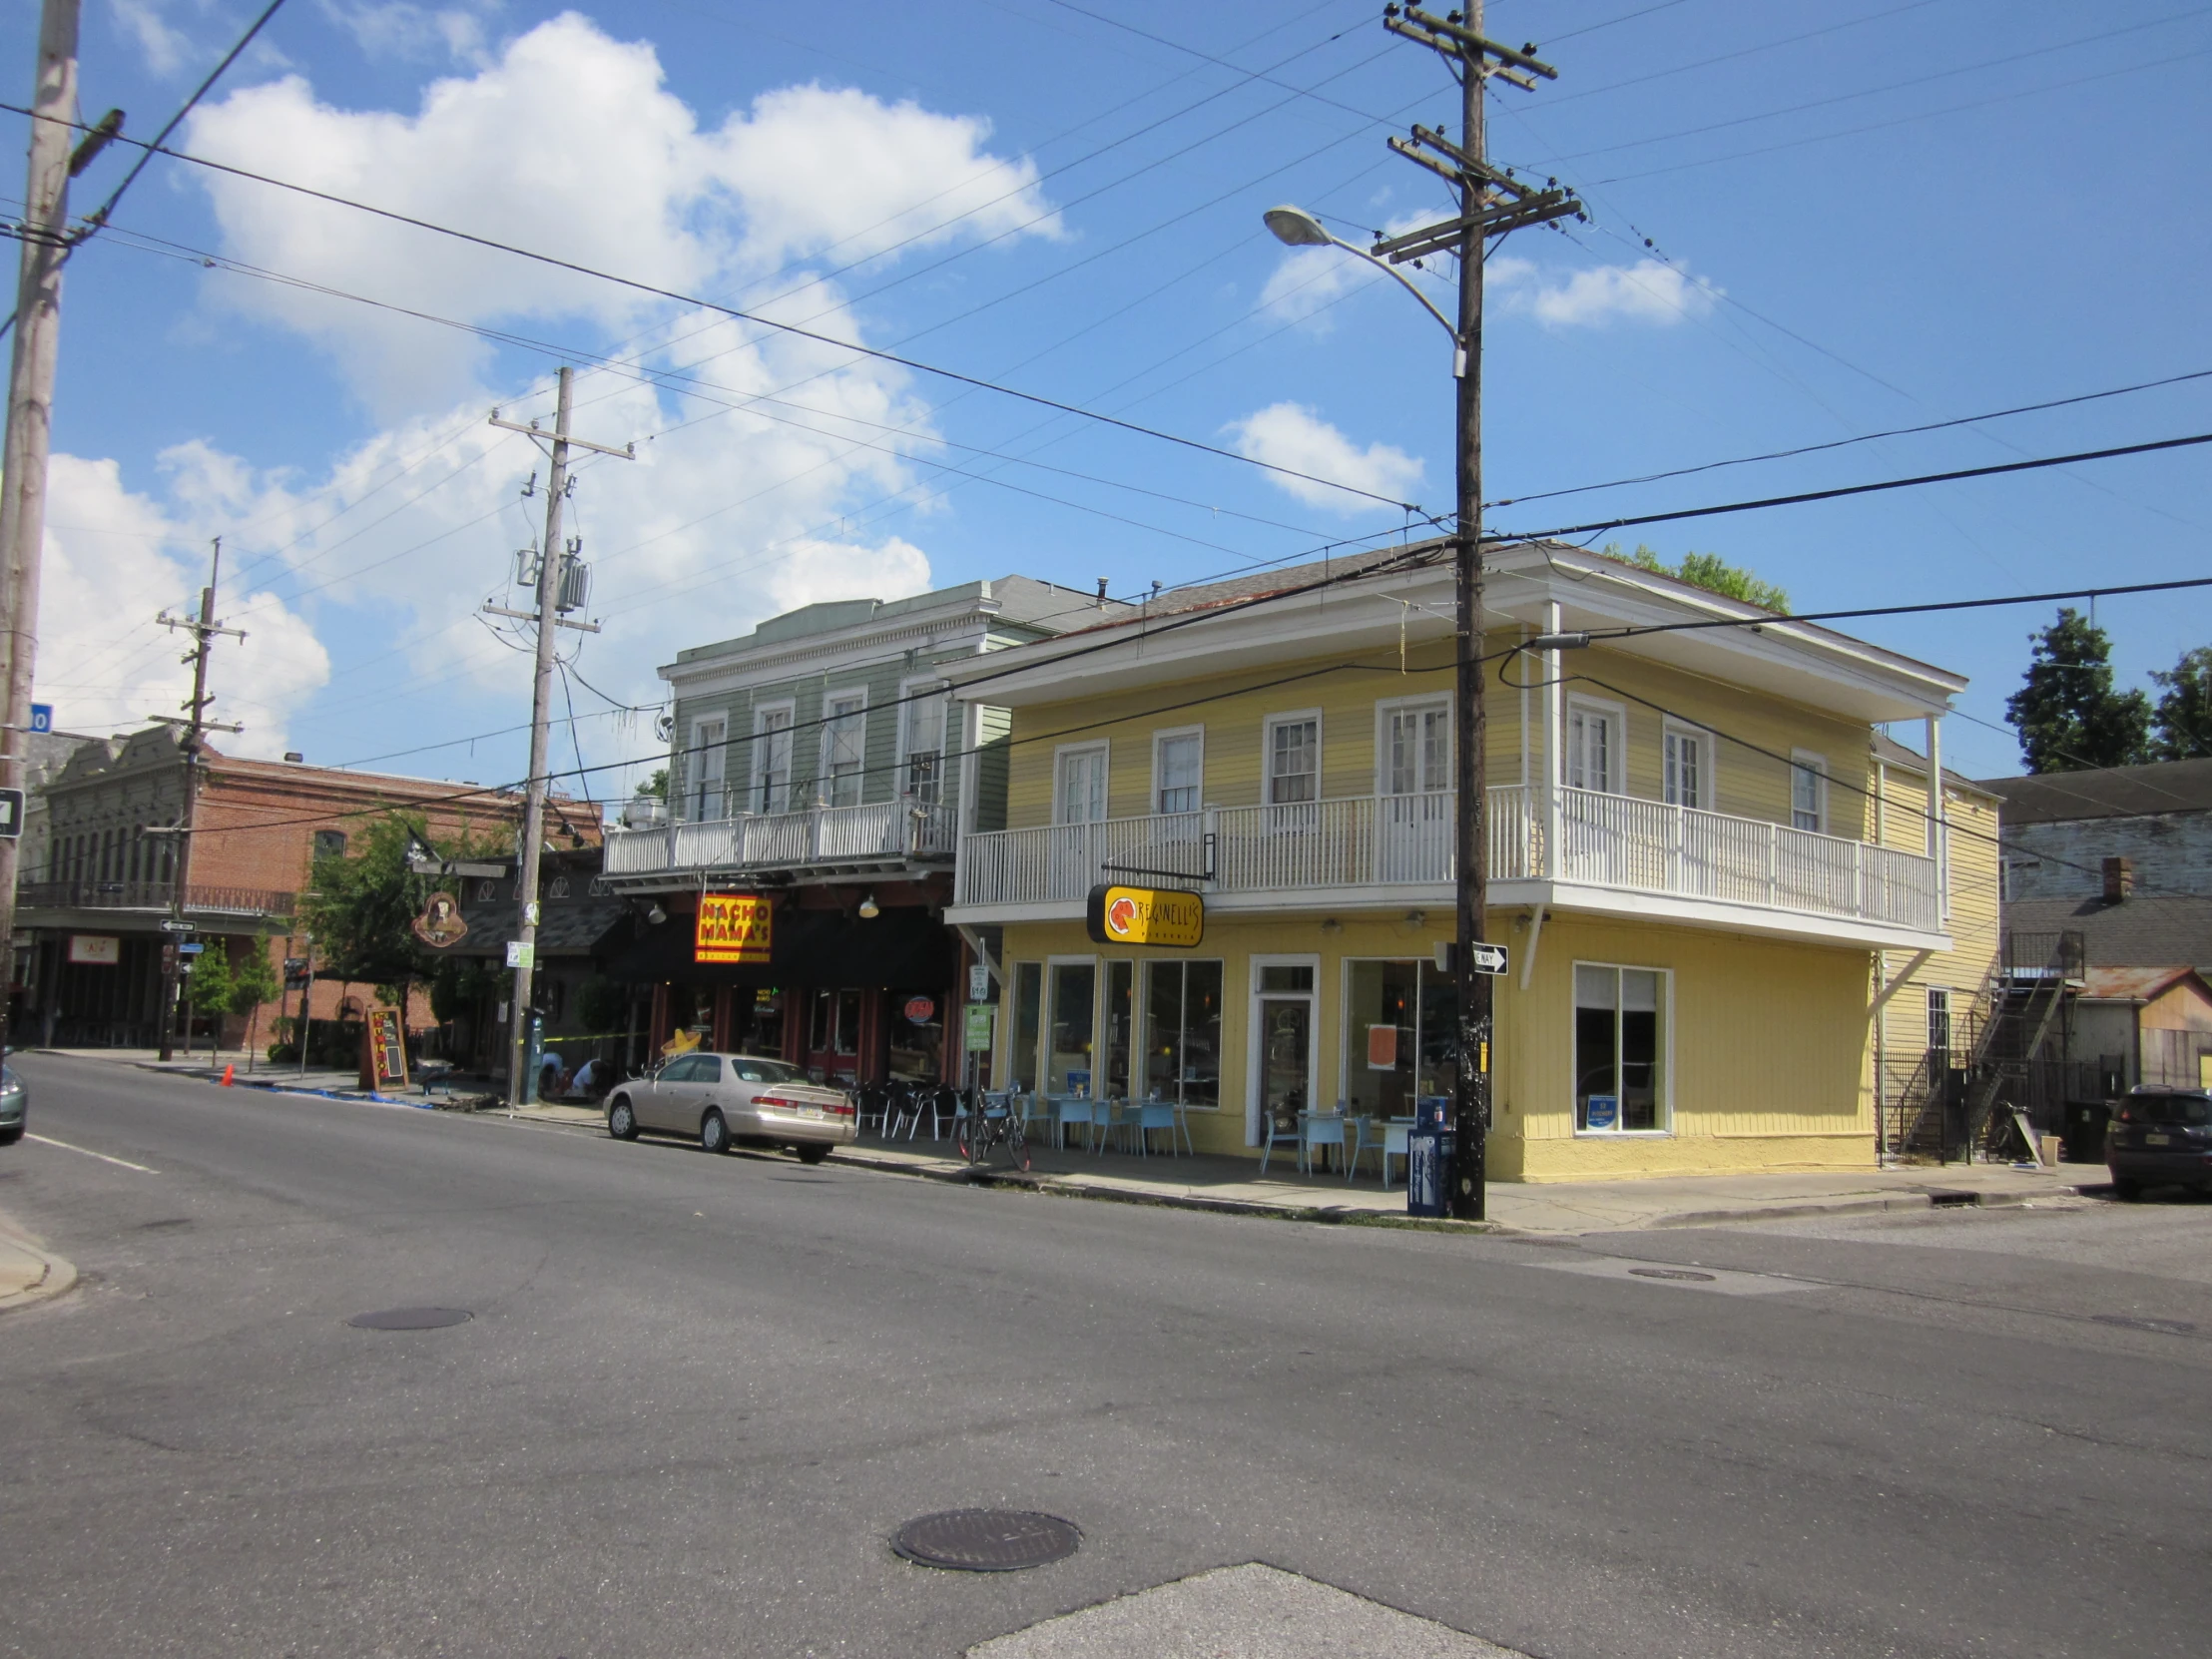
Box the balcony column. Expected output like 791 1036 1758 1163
1542 599 1564 881
1925 713 1947 923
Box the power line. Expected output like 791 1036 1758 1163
1488 366 2212 508
0 103 1433 516
1495 430 2212 543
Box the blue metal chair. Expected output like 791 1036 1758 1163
1299 1111 1349 1177
1257 1111 1302 1175
1053 1095 1092 1151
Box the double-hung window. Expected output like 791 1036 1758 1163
1574 963 1667 1132
1056 744 1108 824
1663 724 1709 810
901 684 946 805
1267 715 1320 806
1155 729 1202 815
822 694 865 809
1790 751 1828 832
753 705 793 814
1567 702 1619 794
1383 701 1450 797
690 717 728 821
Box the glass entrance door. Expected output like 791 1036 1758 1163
1257 997 1313 1137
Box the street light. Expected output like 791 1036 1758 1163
1261 190 1492 1221
1263 205 1466 377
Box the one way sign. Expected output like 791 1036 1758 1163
1433 940 1509 976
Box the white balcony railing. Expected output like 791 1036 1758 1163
604 798 957 880
954 785 1939 934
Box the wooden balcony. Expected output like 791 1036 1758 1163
951 785 1943 946
598 799 958 891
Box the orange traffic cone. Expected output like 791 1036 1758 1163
221 1064 235 1087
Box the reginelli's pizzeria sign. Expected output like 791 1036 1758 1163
1085 883 1205 949
695 892 773 965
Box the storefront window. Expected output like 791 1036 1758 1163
888 989 942 1080
1104 960 1133 1099
1346 960 1457 1117
810 987 862 1056
1010 962 1042 1092
1047 961 1096 1095
746 988 783 1056
1143 959 1221 1105
1574 963 1666 1132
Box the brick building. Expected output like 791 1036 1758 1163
13 727 584 1050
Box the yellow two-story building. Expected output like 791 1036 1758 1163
942 540 1996 1181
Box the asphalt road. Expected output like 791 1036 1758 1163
2 1053 2208 1659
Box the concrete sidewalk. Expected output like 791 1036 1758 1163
500 1100 2110 1233
0 1207 76 1314
29 1046 498 1107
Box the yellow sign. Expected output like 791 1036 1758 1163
695 892 772 964
1085 883 1205 949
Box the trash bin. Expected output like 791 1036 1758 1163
1406 1122 1454 1218
2062 1100 2111 1164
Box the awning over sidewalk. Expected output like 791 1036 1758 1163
601 903 952 988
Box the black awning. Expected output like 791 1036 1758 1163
602 903 953 988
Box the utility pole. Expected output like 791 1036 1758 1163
1379 4 1582 1219
0 0 81 1058
486 368 627 1107
151 538 245 1062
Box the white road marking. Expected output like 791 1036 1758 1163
24 1133 160 1174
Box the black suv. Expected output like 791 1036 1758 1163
2105 1086 2212 1200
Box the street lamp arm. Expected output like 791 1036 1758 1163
1330 232 1460 353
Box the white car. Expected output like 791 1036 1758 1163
605 1052 856 1163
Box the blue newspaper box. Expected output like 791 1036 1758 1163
1405 1122 1454 1218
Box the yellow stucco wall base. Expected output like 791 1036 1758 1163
1495 1132 1872 1183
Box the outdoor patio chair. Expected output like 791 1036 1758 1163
1299 1111 1349 1177
1130 1100 1179 1157
1052 1095 1093 1151
1087 1097 1125 1155
1256 1112 1302 1175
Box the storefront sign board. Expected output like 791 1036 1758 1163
1085 883 1204 949
68 934 120 965
696 892 773 964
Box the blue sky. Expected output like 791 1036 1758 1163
8 0 2210 794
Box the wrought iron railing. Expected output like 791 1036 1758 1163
15 879 294 916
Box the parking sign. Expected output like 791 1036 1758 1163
28 704 51 734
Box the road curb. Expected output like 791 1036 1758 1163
0 1232 78 1316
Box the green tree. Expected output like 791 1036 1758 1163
227 945 281 1058
2150 646 2212 760
2004 608 2152 773
297 815 507 1005
1603 542 1789 611
184 939 235 1024
636 768 669 801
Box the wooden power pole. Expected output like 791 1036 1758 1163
0 0 79 1057
1379 3 1582 1219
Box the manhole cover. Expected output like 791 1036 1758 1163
2092 1313 2195 1336
891 1509 1080 1572
1628 1267 1717 1282
347 1307 473 1330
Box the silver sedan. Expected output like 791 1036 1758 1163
605 1052 856 1163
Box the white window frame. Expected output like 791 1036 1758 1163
819 687 868 809
1263 709 1324 807
1138 957 1227 1109
1245 951 1321 1147
1374 695 1451 798
1151 726 1205 817
751 700 795 816
1662 720 1713 812
1564 696 1625 795
897 677 948 806
689 714 728 822
1790 749 1829 834
1053 740 1111 825
1570 959 1674 1137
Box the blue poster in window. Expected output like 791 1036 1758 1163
1584 1093 1619 1131
1065 1068 1091 1099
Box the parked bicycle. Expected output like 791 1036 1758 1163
956 1090 1032 1172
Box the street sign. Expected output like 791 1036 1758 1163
160 917 193 933
1470 942 1508 976
968 963 990 1003
27 703 51 734
1085 883 1205 948
0 787 21 839
505 940 534 970
964 1003 994 1052
177 941 206 954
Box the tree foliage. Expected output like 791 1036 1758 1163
1602 542 1790 611
2004 608 2152 773
635 768 669 801
297 814 507 1001
2151 646 2212 761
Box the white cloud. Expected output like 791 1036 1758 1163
110 0 192 76
317 2 497 66
1258 247 1376 327
1226 403 1422 513
1489 256 1720 328
36 453 330 758
182 14 1060 415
